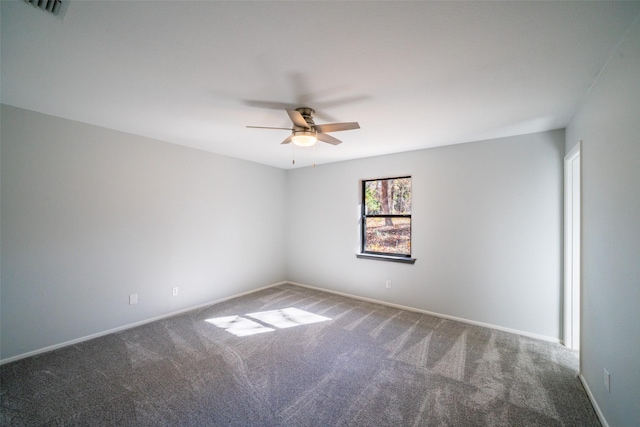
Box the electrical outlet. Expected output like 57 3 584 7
172 286 179 296
129 293 138 305
604 368 610 393
386 280 392 289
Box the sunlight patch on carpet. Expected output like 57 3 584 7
206 308 331 336
247 307 331 329
205 315 275 337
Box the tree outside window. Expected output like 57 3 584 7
361 177 411 256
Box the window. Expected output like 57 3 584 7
360 176 413 262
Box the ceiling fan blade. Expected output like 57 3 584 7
314 122 360 133
281 135 294 145
247 126 292 130
244 100 298 110
286 109 310 129
312 111 338 122
317 133 342 146
315 94 370 109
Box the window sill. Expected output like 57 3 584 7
356 253 416 264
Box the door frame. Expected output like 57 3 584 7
564 141 581 350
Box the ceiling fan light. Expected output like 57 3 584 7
292 132 317 147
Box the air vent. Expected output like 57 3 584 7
24 0 62 15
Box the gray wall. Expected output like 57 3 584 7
566 17 640 427
1 105 287 360
286 130 565 340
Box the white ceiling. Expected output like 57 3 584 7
3 1 640 169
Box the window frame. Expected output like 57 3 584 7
359 176 415 263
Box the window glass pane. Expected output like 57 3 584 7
364 217 411 255
364 177 411 215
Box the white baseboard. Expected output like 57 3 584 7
287 281 561 344
579 374 610 427
0 281 287 366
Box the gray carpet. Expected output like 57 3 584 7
1 283 600 426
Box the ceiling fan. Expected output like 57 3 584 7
247 107 360 147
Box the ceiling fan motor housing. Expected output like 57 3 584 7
296 107 316 128
296 107 315 118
